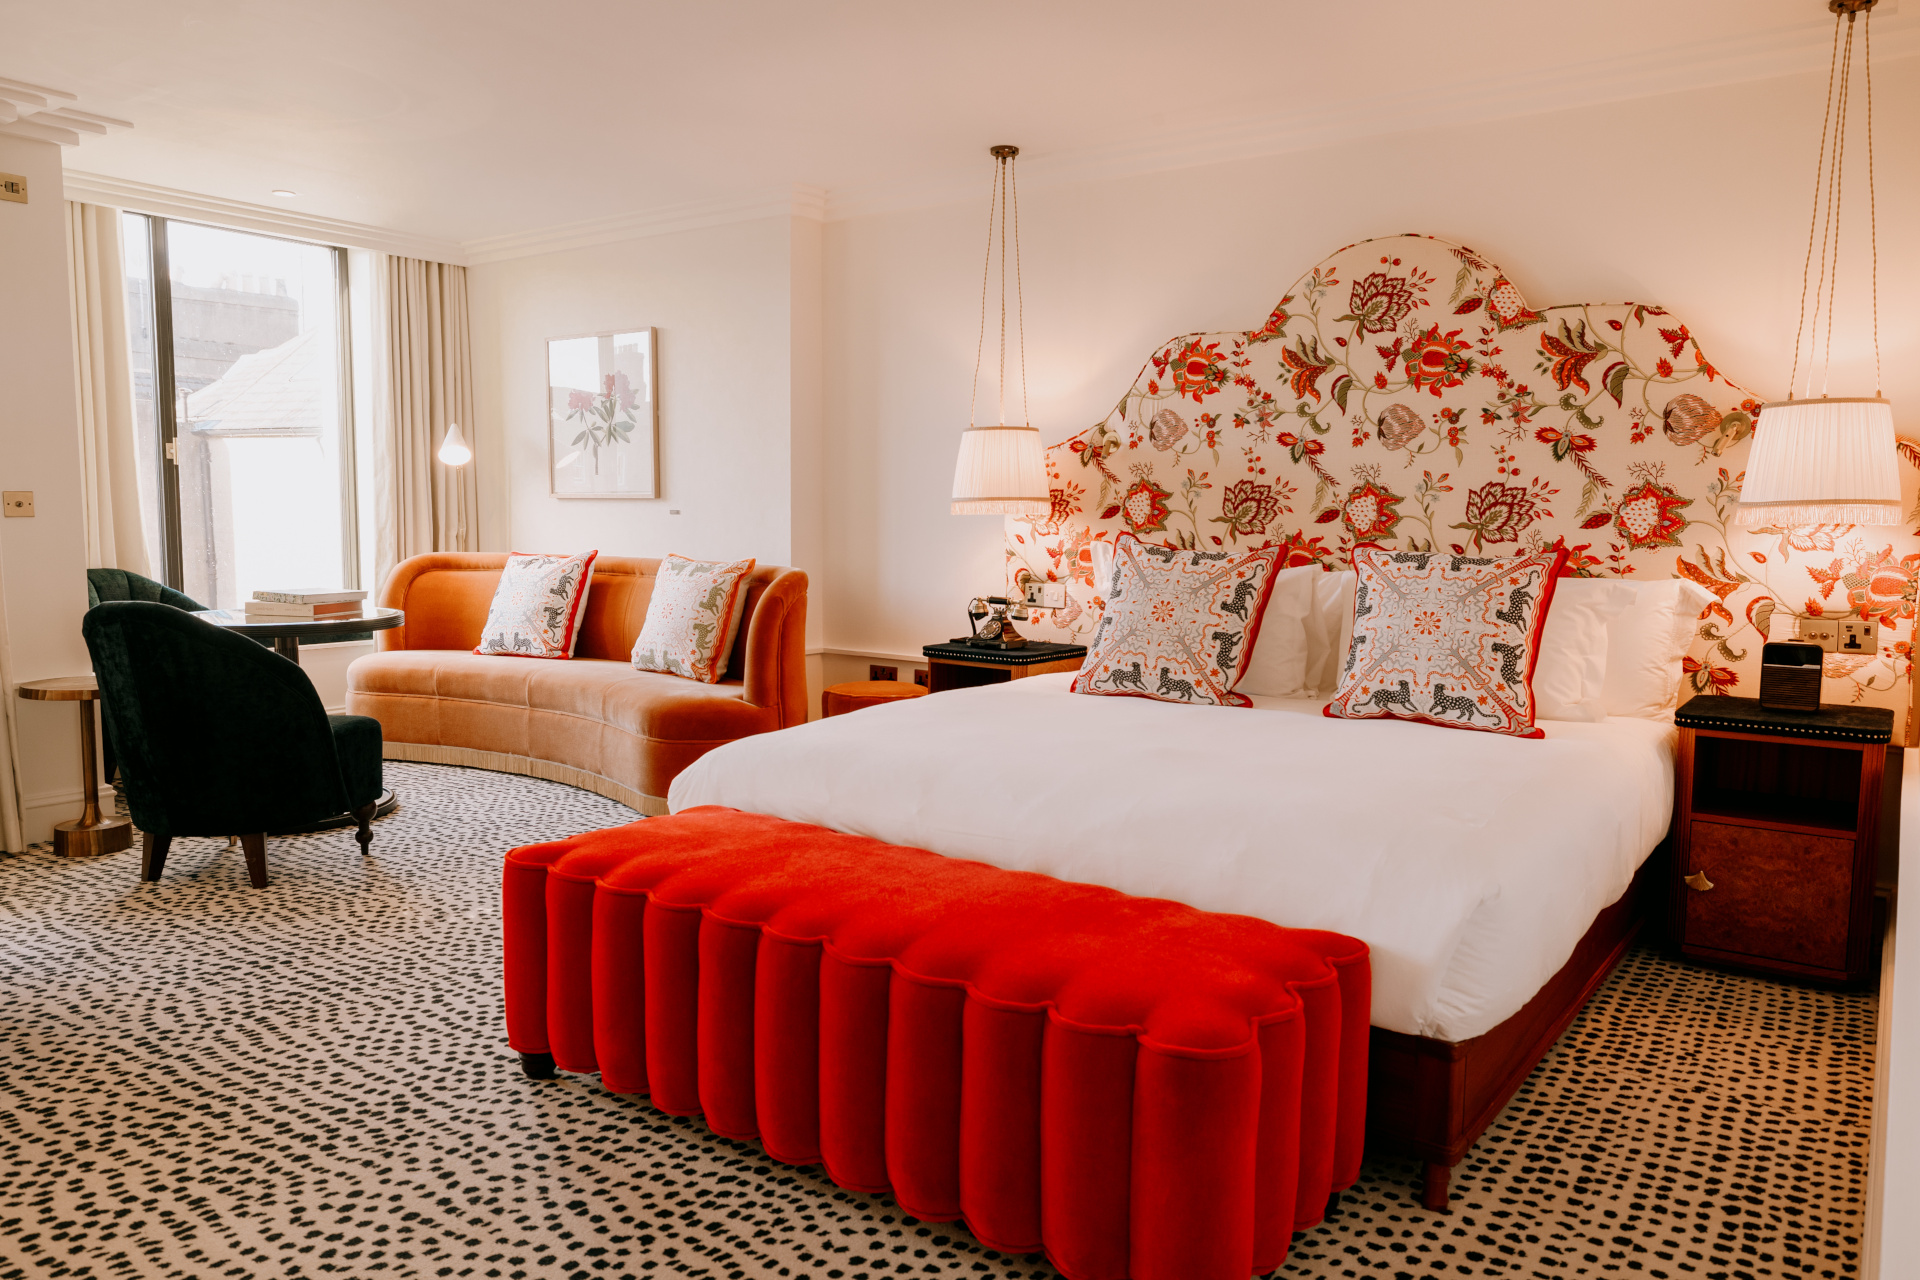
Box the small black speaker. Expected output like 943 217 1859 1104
1758 640 1824 712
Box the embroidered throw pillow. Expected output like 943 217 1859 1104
1324 546 1568 738
631 555 757 683
1072 535 1282 707
474 550 599 659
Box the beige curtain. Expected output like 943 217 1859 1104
0 556 22 852
66 202 152 576
375 256 478 592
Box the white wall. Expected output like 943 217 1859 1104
0 135 91 847
819 58 1920 661
466 213 829 709
469 216 813 569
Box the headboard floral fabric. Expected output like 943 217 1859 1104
1007 234 1920 735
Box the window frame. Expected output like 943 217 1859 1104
129 213 362 596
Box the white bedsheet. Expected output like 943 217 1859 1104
668 674 1675 1042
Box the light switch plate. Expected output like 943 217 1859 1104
1024 582 1068 609
1795 618 1838 651
1838 618 1879 656
1 491 32 517
0 173 25 205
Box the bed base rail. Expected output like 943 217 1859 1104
1365 842 1670 1210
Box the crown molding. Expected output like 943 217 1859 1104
62 171 468 263
460 184 828 265
823 16 1920 222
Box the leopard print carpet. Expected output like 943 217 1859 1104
0 762 1874 1279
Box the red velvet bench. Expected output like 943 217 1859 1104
502 807 1370 1280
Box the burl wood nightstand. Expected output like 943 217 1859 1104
1672 694 1898 984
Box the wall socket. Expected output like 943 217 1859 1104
1838 618 1879 656
913 669 929 688
1794 618 1839 651
869 664 898 682
1 491 32 517
1793 617 1878 654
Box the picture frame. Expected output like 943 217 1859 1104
547 327 659 498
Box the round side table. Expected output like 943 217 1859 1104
16 676 132 857
822 680 928 718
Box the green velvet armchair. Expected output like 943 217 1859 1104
86 567 205 612
85 569 218 783
82 601 384 888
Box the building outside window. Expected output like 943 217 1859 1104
120 214 358 608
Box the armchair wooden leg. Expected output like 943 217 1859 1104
227 835 237 848
140 832 171 882
240 833 269 888
350 800 376 854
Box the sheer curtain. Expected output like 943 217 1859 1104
373 255 479 593
66 202 151 576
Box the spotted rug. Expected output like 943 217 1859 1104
0 763 1873 1279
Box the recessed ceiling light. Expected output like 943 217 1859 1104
271 189 297 198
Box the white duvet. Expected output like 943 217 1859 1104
668 675 1675 1042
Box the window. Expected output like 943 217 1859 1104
121 215 359 609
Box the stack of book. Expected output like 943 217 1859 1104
245 588 368 620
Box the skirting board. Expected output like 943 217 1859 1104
18 785 115 847
381 742 667 816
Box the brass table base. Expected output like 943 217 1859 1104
16 675 132 859
55 812 133 858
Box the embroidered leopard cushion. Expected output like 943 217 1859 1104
473 550 600 659
1071 535 1282 707
631 555 757 683
1323 545 1568 738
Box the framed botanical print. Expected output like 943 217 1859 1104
548 327 659 498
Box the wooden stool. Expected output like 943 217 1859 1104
16 675 133 856
822 679 927 718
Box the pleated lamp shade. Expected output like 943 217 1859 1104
951 424 1049 516
1732 397 1900 527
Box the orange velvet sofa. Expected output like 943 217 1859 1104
345 553 808 814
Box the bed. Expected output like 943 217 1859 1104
678 232 1918 1212
669 676 1676 1205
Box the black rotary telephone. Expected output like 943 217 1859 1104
964 596 1029 649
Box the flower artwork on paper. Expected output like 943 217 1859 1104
1005 234 1920 737
549 328 659 498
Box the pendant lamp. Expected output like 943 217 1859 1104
952 145 1048 517
1735 0 1898 528
438 421 472 467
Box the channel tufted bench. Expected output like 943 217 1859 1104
502 807 1370 1280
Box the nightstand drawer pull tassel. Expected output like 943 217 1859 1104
1684 871 1715 892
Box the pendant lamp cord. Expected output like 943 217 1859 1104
1866 8 1881 395
966 148 1030 428
1791 12 1842 401
1817 13 1854 397
967 156 1001 430
1013 155 1029 429
998 156 1009 427
1789 6 1881 401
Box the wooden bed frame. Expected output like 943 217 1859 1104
1365 842 1669 1210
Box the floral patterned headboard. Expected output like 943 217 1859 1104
1007 233 1919 736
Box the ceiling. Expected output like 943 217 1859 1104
2 0 1912 255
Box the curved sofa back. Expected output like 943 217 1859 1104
376 553 809 728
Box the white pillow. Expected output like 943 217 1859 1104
1533 579 1635 722
1602 578 1714 719
1089 538 1116 598
1304 569 1357 693
1234 565 1318 698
